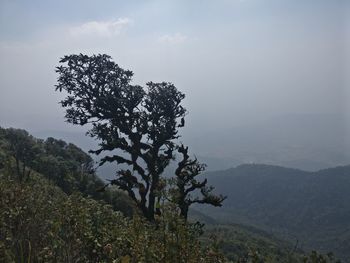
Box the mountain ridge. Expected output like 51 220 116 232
202 163 350 260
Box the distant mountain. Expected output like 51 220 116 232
185 113 350 171
201 164 350 260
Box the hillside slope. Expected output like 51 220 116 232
203 164 350 260
0 127 340 262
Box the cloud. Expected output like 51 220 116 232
69 18 132 38
158 33 187 44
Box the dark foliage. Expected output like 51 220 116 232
56 54 188 221
172 144 226 220
0 127 134 217
2 128 41 181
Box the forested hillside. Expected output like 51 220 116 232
0 127 135 216
0 127 343 262
203 164 350 260
0 127 228 262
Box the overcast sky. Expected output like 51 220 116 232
0 0 349 137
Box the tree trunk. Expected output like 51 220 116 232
15 158 21 181
179 204 189 221
147 174 160 221
148 190 156 221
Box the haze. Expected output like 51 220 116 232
1 0 349 171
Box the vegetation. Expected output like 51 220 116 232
201 224 301 262
0 128 342 262
0 129 225 262
0 127 135 217
3 128 40 182
0 172 226 262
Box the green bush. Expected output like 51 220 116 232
0 172 227 263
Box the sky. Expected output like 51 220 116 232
0 0 349 167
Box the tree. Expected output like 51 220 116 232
172 144 226 220
4 128 40 181
55 54 186 221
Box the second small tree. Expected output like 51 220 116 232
172 144 226 220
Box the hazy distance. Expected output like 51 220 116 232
1 0 349 172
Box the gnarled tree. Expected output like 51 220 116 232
173 144 226 220
55 54 186 221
